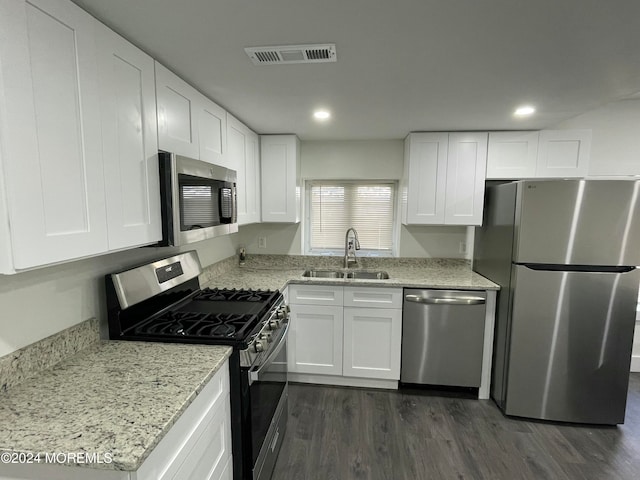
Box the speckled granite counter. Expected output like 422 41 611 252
202 255 499 291
0 340 231 471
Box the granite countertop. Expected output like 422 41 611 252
203 255 499 292
0 341 232 471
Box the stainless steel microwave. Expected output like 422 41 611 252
157 151 238 246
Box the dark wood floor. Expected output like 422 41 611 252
272 374 640 480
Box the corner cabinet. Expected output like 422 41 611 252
228 114 261 225
0 0 160 273
260 135 301 223
402 132 487 226
486 130 591 179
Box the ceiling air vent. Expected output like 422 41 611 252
245 44 337 65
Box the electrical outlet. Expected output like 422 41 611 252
258 237 267 249
459 241 467 254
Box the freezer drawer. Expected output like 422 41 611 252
401 289 486 387
506 265 639 424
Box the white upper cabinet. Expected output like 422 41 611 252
155 62 200 158
536 129 591 178
198 93 228 168
155 62 229 168
261 135 301 223
402 133 448 224
486 129 591 179
0 0 162 273
486 131 539 179
403 132 487 226
245 129 261 224
97 23 161 250
228 113 261 225
445 132 488 225
0 0 108 271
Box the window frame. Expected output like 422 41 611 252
303 179 399 257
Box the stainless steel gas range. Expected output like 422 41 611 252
105 251 289 480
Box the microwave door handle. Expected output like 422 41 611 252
219 187 232 221
249 320 290 385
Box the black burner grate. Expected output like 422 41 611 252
134 310 259 339
192 288 278 303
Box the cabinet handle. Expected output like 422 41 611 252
404 294 485 306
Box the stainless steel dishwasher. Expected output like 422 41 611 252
401 289 487 387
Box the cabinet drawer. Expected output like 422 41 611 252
343 287 402 309
288 284 343 306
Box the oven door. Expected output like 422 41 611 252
248 321 289 480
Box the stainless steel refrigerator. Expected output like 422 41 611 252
473 179 640 424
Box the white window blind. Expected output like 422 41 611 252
308 181 395 252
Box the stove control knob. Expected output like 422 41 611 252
254 341 264 353
276 308 288 319
260 333 272 342
269 319 280 329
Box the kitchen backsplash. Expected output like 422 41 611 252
0 318 99 393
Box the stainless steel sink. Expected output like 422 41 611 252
302 269 343 278
302 269 390 280
345 270 390 279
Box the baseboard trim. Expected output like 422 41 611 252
631 355 640 373
288 373 398 390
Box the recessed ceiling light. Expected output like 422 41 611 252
313 110 331 121
514 105 536 117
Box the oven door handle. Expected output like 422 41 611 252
249 320 290 385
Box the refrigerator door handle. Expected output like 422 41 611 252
518 264 636 274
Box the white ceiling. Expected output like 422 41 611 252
72 0 640 140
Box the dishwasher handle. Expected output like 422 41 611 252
404 294 486 306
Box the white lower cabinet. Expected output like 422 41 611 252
287 285 403 385
0 361 232 480
343 307 402 380
289 304 343 375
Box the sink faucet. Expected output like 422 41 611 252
344 227 361 268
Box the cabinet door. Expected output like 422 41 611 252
261 135 300 223
402 133 448 224
288 305 343 375
155 62 199 158
343 307 402 380
97 24 161 250
227 114 255 225
536 129 591 178
245 129 261 224
0 0 108 269
486 131 539 179
199 95 227 168
445 132 488 225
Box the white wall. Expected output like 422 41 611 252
238 223 302 255
0 235 239 357
399 225 468 258
244 139 467 258
551 98 640 177
301 140 404 179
